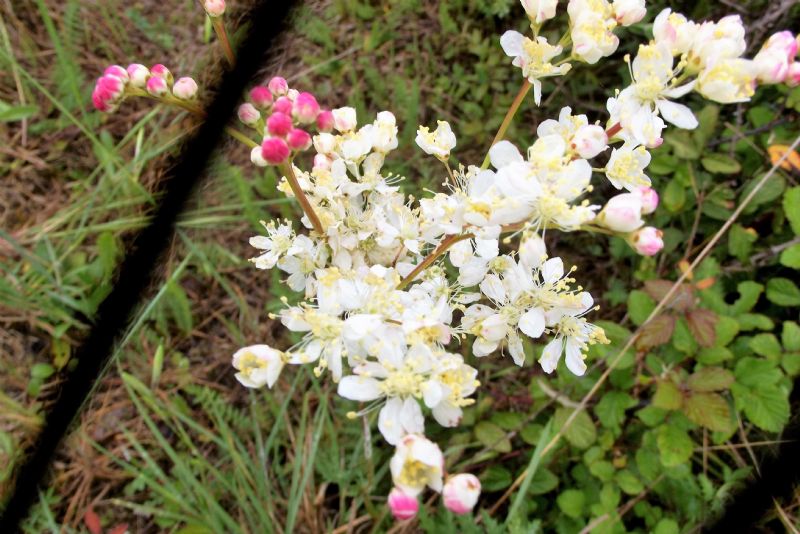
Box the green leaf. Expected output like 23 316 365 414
686 309 718 348
766 278 800 307
749 333 782 360
728 224 757 263
731 383 790 432
31 363 55 379
653 380 683 410
475 421 511 453
738 313 774 331
784 187 800 235
693 105 719 147
779 244 800 269
589 460 615 481
728 282 763 314
637 315 676 349
684 392 733 433
616 469 644 495
554 408 596 449
666 132 700 159
741 174 785 215
0 102 39 122
557 489 585 519
714 316 740 347
783 321 800 352
672 317 698 354
697 347 734 365
628 290 656 326
480 465 512 491
595 391 636 430
734 357 782 388
657 423 694 467
654 518 680 534
687 367 734 392
701 153 741 174
663 178 687 212
782 352 800 376
528 467 559 495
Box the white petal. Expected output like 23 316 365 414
474 237 499 259
565 339 587 376
432 402 462 427
500 30 525 57
400 397 425 435
337 376 382 401
507 331 526 366
473 337 499 357
542 257 564 283
449 240 474 267
378 398 404 445
489 140 523 169
539 339 562 373
479 274 506 303
656 99 698 129
519 307 546 338
422 380 444 408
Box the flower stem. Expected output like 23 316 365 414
396 234 472 290
605 122 622 138
278 161 325 236
481 79 532 169
211 17 236 67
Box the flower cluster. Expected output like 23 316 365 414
92 63 198 113
92 0 798 523
237 76 334 166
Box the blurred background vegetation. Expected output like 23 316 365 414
2 0 800 532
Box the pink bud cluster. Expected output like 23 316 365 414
240 76 334 166
753 31 800 86
387 473 481 521
92 63 199 113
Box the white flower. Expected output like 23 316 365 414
415 120 456 159
653 9 696 56
753 32 799 84
539 301 609 376
249 221 295 269
605 144 651 191
500 31 570 105
572 124 608 159
568 0 620 64
537 107 608 159
689 16 747 72
390 434 444 496
520 0 558 24
232 345 285 388
612 0 645 26
696 58 757 104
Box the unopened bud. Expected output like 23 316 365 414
287 128 312 151
273 96 293 115
150 64 173 85
268 76 289 96
631 226 664 256
126 63 150 88
203 0 225 17
145 76 169 97
313 133 337 154
261 137 290 165
388 488 419 521
172 77 198 100
787 62 800 87
267 111 293 136
572 124 608 159
250 145 268 167
635 186 659 214
104 65 129 82
598 193 644 233
332 106 357 132
316 109 334 132
442 474 481 515
250 86 273 109
612 0 646 26
293 92 320 124
238 103 261 125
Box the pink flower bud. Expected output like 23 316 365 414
753 32 798 84
442 474 481 515
292 92 320 124
635 186 659 214
146 76 169 97
388 488 419 521
599 193 644 232
238 103 261 125
251 145 268 167
104 65 129 82
313 153 333 171
316 109 334 132
203 0 225 17
612 0 646 26
150 64 173 84
572 124 608 159
267 111 293 136
787 63 800 87
261 137 290 165
249 86 273 109
172 77 198 100
96 74 125 99
631 226 664 256
287 128 312 151
273 96 293 115
91 89 115 112
268 76 289 96
126 63 150 88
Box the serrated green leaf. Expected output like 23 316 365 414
666 132 700 159
654 518 680 534
693 105 719 147
686 309 717 347
595 391 636 430
554 408 596 449
687 367 734 392
784 187 800 235
480 465 512 491
749 333 782 360
738 313 774 331
628 290 656 326
734 357 782 388
589 460 615 481
672 317 697 354
653 380 683 410
657 423 694 467
616 469 644 495
528 467 559 495
728 224 757 263
714 316 740 347
684 392 733 433
697 347 734 365
741 174 785 215
701 153 741 174
728 282 763 314
475 421 511 453
783 321 800 352
779 244 800 269
731 383 790 432
663 178 687 212
766 278 800 307
557 489 585 519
